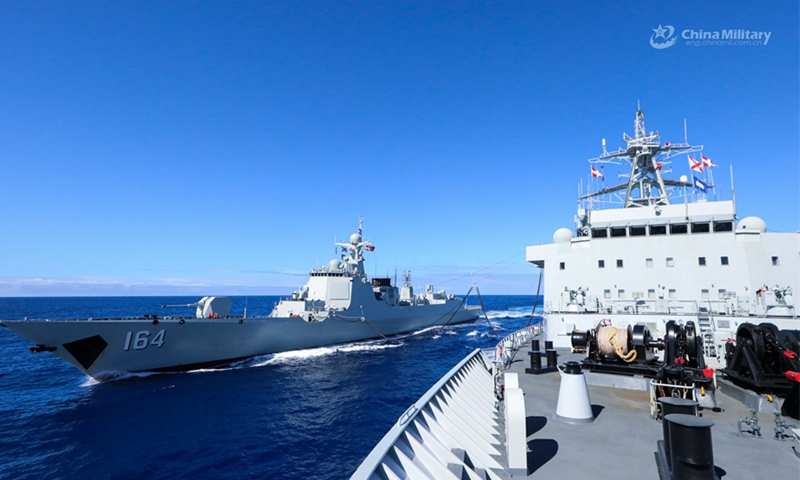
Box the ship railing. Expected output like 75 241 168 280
493 324 543 370
9 314 247 322
551 298 734 317
350 348 519 479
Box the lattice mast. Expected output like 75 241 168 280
585 108 704 208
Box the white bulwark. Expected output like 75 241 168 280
527 109 798 364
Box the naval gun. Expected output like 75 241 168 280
162 296 233 319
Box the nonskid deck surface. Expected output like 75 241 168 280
508 348 799 479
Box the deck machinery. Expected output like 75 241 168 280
571 320 716 398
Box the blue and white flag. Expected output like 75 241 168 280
693 175 708 193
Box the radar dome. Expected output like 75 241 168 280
737 216 767 233
350 233 362 244
328 259 341 270
553 228 573 243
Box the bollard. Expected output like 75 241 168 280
546 349 558 368
657 413 717 480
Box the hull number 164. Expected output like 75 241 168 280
123 330 166 351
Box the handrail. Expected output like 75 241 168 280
350 348 491 479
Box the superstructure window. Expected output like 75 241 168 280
718 289 727 299
691 223 710 233
616 259 623 268
772 256 780 266
666 257 675 267
649 225 667 235
701 289 709 299
669 289 676 299
721 256 729 265
630 226 646 236
598 260 605 268
698 257 706 266
559 262 565 270
592 228 608 238
646 258 653 267
713 221 733 232
610 227 627 237
670 224 688 234
604 289 611 299
618 289 625 298
648 289 655 299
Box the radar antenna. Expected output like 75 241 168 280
586 108 704 208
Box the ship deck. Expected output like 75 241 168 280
507 347 799 479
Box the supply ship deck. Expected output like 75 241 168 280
351 329 799 479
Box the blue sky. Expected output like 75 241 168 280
0 1 797 296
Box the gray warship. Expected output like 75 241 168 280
1 220 480 379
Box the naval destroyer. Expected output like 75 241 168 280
1 220 479 379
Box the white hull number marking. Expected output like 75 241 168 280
123 330 166 351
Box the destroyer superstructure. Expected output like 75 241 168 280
526 109 798 362
2 220 479 379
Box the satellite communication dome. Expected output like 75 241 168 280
553 228 573 243
328 259 341 270
350 233 362 244
736 216 767 233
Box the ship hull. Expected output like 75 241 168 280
2 306 479 378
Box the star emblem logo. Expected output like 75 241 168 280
650 24 677 50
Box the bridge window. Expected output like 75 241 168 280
592 228 608 238
611 227 627 237
670 224 688 234
630 226 646 236
713 221 733 232
598 260 605 268
698 257 706 266
720 256 729 265
649 225 667 235
616 259 624 268
691 222 710 233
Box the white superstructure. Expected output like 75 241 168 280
526 109 799 364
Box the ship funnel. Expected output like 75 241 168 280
553 361 595 424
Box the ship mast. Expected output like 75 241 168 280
585 109 704 208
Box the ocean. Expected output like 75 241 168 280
0 295 540 479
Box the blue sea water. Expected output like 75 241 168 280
0 295 540 480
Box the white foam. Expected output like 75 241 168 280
484 308 539 320
264 341 402 365
82 370 164 385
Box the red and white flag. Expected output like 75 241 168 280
657 162 663 170
364 245 375 252
591 166 603 178
688 156 704 173
701 154 717 167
